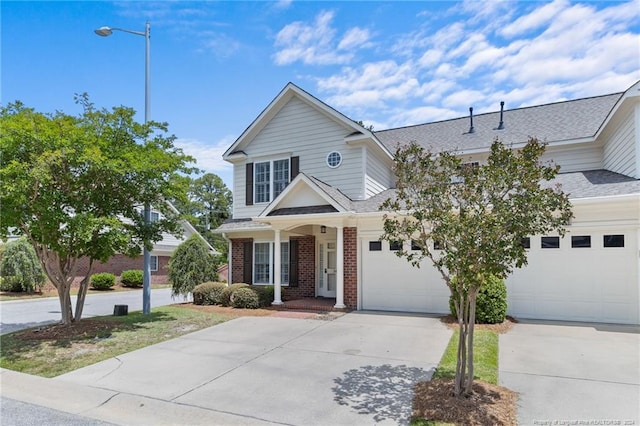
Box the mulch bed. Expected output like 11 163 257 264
439 314 518 334
14 319 115 341
413 378 518 425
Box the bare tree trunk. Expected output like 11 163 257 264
454 290 468 397
74 260 93 322
465 289 478 395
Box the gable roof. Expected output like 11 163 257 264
374 93 623 154
223 82 389 160
258 173 353 217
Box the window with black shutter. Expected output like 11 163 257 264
245 163 253 206
289 239 299 287
243 241 253 284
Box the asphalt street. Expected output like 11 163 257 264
0 397 116 426
0 288 184 334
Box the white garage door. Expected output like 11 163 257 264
507 232 639 325
360 239 450 314
360 232 639 325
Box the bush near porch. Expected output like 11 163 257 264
192 282 282 309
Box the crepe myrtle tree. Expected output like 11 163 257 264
0 95 195 324
380 138 572 397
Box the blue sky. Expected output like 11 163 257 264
2 0 639 189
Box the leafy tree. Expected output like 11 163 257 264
381 138 572 397
0 238 46 292
168 235 217 298
0 96 194 324
172 173 232 259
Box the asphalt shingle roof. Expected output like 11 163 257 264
374 93 622 154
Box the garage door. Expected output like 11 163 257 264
507 232 639 325
360 239 450 314
360 232 639 325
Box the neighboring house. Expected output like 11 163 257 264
215 81 640 325
75 204 216 285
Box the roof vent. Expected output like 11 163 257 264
496 101 505 130
467 107 475 134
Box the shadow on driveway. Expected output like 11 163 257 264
333 363 434 425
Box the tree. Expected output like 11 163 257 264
0 96 195 324
381 138 572 397
168 235 217 298
0 238 46 293
172 173 232 259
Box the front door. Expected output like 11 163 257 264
318 241 337 297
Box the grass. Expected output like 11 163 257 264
433 328 499 384
0 305 232 378
410 328 500 426
0 283 171 301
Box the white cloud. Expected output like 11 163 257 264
273 10 372 66
500 0 570 38
175 137 234 175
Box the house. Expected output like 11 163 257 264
215 81 640 325
75 204 216 285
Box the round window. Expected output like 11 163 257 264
327 151 342 168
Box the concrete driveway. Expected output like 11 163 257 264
500 320 640 424
53 312 452 425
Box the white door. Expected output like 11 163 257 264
318 242 337 297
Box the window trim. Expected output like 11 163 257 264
369 241 382 251
571 235 591 248
252 240 290 285
150 255 158 272
389 240 403 251
603 234 625 248
541 236 560 249
326 151 342 168
253 157 290 205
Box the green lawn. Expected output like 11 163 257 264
0 283 171 301
0 305 231 377
433 328 499 384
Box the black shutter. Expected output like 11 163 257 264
245 163 253 206
289 239 299 287
243 241 253 284
291 156 299 180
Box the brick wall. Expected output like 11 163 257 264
284 235 315 300
231 238 253 283
72 254 171 286
343 227 358 308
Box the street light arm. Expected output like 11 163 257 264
110 27 146 37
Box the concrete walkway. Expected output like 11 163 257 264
500 320 640 425
2 312 452 425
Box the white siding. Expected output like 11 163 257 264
541 145 603 173
233 97 365 218
365 147 393 198
603 107 636 177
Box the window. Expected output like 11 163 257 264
390 240 403 251
571 235 591 248
541 236 560 249
253 242 290 284
411 240 422 251
150 255 158 272
369 241 382 251
150 211 160 222
604 234 624 248
254 159 290 203
521 237 531 249
327 151 342 168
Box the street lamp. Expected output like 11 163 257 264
95 22 152 315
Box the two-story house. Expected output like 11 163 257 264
215 81 640 325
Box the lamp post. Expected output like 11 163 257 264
95 22 152 314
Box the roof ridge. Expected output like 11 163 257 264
373 92 624 134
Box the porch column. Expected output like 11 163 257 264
272 229 283 305
335 225 346 308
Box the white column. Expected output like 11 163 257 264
272 229 283 305
335 225 346 308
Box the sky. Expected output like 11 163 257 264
2 0 639 190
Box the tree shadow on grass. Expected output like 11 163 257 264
332 364 435 425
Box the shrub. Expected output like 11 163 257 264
449 275 508 324
221 283 249 307
91 273 116 290
193 281 227 305
0 238 46 293
168 235 217 298
252 285 285 307
230 286 260 309
120 269 143 288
